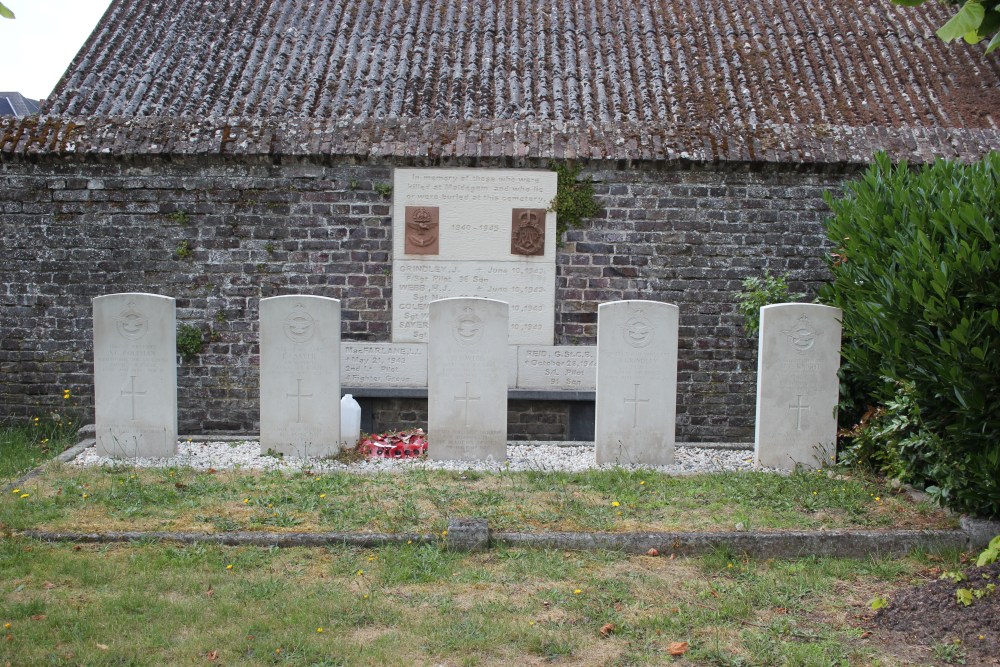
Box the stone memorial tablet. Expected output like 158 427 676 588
595 301 678 465
517 346 597 390
392 169 557 345
427 297 508 461
260 295 341 458
754 303 842 470
93 293 177 458
341 343 427 388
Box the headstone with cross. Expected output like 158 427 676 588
594 300 679 465
427 297 508 461
93 293 178 458
754 303 842 470
259 295 341 458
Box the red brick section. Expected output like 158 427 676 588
1 116 998 165
44 0 998 129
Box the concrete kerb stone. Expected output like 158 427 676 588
961 515 1000 551
490 528 970 559
19 530 435 549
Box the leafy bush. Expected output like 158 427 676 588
736 272 805 335
820 152 1000 518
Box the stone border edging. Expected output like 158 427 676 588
14 525 975 560
19 530 434 549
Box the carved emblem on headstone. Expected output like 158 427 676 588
283 303 315 344
453 307 484 345
115 301 149 340
623 311 654 348
511 208 546 256
404 206 440 255
782 315 817 353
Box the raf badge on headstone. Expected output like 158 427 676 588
510 208 546 256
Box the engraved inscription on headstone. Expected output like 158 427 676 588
404 206 440 255
511 208 546 256
595 301 678 465
392 169 557 345
754 304 842 471
93 293 177 458
260 295 341 458
341 343 427 388
515 346 596 390
427 298 508 461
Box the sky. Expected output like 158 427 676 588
0 0 114 101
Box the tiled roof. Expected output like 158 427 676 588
45 0 999 130
2 116 997 167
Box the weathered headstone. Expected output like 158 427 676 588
427 297 508 461
93 293 177 458
392 168 557 345
595 301 678 465
259 295 341 458
754 303 842 470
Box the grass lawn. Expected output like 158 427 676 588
0 459 956 536
0 427 968 665
0 536 964 666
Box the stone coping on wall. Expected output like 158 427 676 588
2 116 998 167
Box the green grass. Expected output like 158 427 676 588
0 419 79 483
0 460 956 536
0 537 962 666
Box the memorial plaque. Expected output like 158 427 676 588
93 293 177 458
403 206 439 255
427 298 508 461
260 295 341 458
511 208 546 256
754 304 842 470
341 343 427 388
517 346 597 390
594 301 678 465
392 169 557 345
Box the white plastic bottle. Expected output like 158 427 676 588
340 394 362 449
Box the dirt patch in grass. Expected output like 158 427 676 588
870 561 1000 666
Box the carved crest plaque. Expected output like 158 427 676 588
404 206 440 255
510 208 546 256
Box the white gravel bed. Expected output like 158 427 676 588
69 440 774 475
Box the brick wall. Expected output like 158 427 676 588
0 156 848 441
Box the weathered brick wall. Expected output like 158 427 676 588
0 155 848 441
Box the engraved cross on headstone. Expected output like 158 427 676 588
623 383 650 428
454 381 481 428
287 378 313 424
121 375 147 421
789 394 811 431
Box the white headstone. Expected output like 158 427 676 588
260 295 341 458
595 301 678 465
392 168 557 345
427 297 508 461
93 293 177 458
754 303 842 470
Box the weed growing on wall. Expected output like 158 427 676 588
736 272 805 335
549 162 600 240
176 324 204 362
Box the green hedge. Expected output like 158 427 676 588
820 152 1000 518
